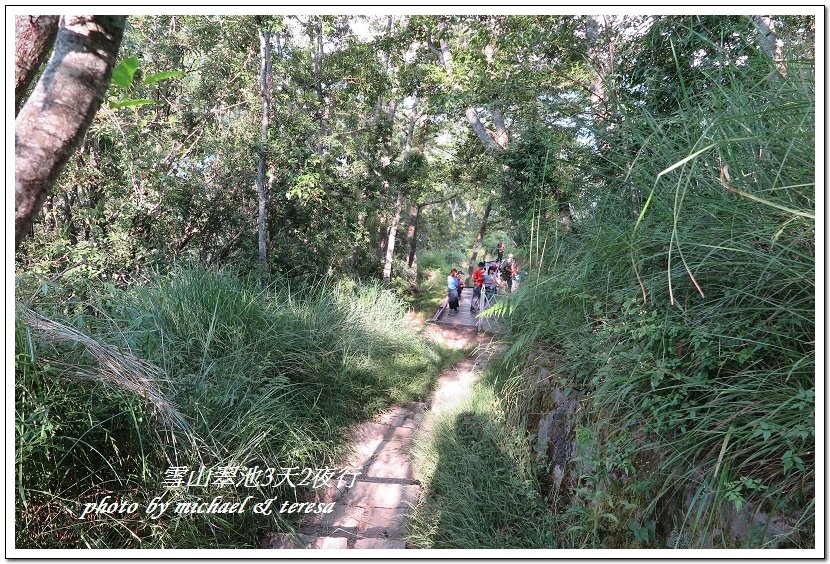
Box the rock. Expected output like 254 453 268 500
532 383 580 490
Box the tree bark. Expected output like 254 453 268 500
491 99 508 149
352 188 368 274
558 201 573 232
15 15 60 115
378 212 389 259
382 190 404 284
429 24 508 270
750 15 787 78
586 15 612 124
380 95 420 284
434 28 506 154
256 20 272 271
15 15 126 249
406 202 420 267
311 16 331 156
404 114 430 272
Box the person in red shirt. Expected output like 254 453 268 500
471 261 485 311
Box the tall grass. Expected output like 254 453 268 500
15 264 444 548
407 376 558 549
493 36 815 547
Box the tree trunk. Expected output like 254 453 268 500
384 99 420 279
382 190 404 284
15 15 60 115
401 97 419 163
491 99 508 149
256 21 272 271
15 15 126 249
431 25 505 268
558 201 573 232
405 119 429 272
484 43 509 151
377 91 404 280
352 188 368 275
431 26 506 155
468 198 493 275
378 212 389 259
406 202 419 268
586 15 611 124
751 15 786 77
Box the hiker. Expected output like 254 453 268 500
455 269 465 297
447 268 460 315
484 263 499 307
496 240 505 262
502 254 516 293
471 261 485 312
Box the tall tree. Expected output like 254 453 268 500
424 18 507 269
254 16 273 272
16 15 126 249
382 96 420 284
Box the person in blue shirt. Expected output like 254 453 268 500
447 268 460 314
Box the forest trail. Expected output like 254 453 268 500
263 321 494 550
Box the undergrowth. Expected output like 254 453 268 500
15 264 448 548
407 365 558 549
483 28 815 549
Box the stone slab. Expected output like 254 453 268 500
377 407 413 426
365 451 414 480
346 481 419 509
309 503 365 529
387 426 414 443
358 506 409 536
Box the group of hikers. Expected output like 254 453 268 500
446 241 519 316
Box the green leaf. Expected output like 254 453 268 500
109 98 156 110
111 56 140 89
143 70 186 85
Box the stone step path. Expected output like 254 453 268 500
263 325 488 550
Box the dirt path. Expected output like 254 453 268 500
263 324 491 550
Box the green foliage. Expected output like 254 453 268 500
15 265 446 548
407 380 558 549
109 54 185 109
14 13 817 551
143 70 187 85
491 17 815 549
417 249 466 275
111 56 141 89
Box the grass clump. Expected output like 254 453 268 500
15 264 446 548
487 30 815 549
407 370 558 549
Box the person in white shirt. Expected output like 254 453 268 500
447 268 460 314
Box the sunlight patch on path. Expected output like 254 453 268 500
262 326 493 550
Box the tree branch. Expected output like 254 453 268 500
15 15 60 115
